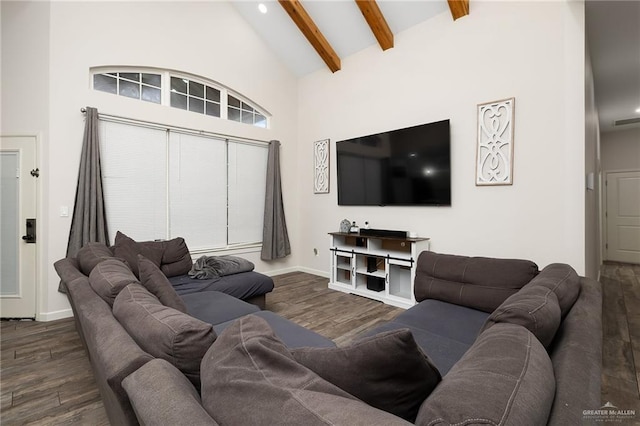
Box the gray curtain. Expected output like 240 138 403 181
65 106 109 258
261 140 291 260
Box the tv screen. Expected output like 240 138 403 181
336 119 451 206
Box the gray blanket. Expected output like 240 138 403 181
188 255 255 279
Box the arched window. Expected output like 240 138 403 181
91 67 269 128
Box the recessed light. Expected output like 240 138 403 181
635 107 640 114
258 3 267 14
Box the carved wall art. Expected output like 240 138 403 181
476 98 515 186
314 139 329 193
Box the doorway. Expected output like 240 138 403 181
604 170 640 264
1 136 38 318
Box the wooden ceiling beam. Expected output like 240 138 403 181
278 0 341 73
355 0 393 51
447 0 470 21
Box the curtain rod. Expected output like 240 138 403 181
80 107 270 146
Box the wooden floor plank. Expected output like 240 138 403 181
0 265 637 424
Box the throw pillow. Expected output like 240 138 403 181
113 283 216 388
157 237 193 277
137 254 187 313
200 315 413 426
112 231 164 278
291 328 441 422
415 323 555 426
88 258 139 306
529 263 581 317
480 284 562 348
77 242 114 276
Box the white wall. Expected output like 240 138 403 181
1 1 51 318
601 128 640 172
584 45 601 279
3 1 300 319
297 1 587 276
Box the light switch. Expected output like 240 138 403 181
60 206 69 217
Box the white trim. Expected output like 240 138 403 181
602 168 640 262
0 134 40 320
37 308 73 322
190 244 262 257
259 266 329 278
293 266 330 278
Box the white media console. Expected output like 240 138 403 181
328 232 430 309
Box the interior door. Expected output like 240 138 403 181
605 170 640 264
1 136 37 318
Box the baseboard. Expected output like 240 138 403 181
263 266 329 279
37 309 73 322
296 266 330 278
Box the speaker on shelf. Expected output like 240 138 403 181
359 228 408 238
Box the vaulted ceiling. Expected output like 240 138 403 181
232 0 640 133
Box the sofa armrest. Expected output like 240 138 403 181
54 257 84 290
65 277 154 426
547 277 602 425
123 359 218 426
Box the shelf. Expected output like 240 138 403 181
329 232 430 309
354 268 385 278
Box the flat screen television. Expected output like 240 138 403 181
336 119 451 206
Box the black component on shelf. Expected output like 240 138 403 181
366 257 378 273
359 229 408 239
366 276 385 292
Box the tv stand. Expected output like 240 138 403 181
328 232 430 309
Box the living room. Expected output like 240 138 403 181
1 0 639 424
3 0 598 321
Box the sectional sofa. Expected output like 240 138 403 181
54 243 602 426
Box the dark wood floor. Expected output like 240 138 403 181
600 262 640 412
1 265 638 424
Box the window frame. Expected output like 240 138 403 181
91 67 270 129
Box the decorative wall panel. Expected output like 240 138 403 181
476 98 515 185
314 139 329 193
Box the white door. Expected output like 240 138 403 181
605 170 640 264
0 136 37 318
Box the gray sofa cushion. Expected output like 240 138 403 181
182 291 260 325
123 359 218 426
88 258 139 307
113 283 216 388
390 299 490 345
415 323 555 426
200 315 412 426
361 321 471 375
529 263 581 317
291 328 441 422
156 236 193 277
112 231 165 278
213 310 336 349
138 254 188 313
414 251 539 312
77 242 115 276
480 284 562 348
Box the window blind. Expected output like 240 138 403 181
99 119 268 250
